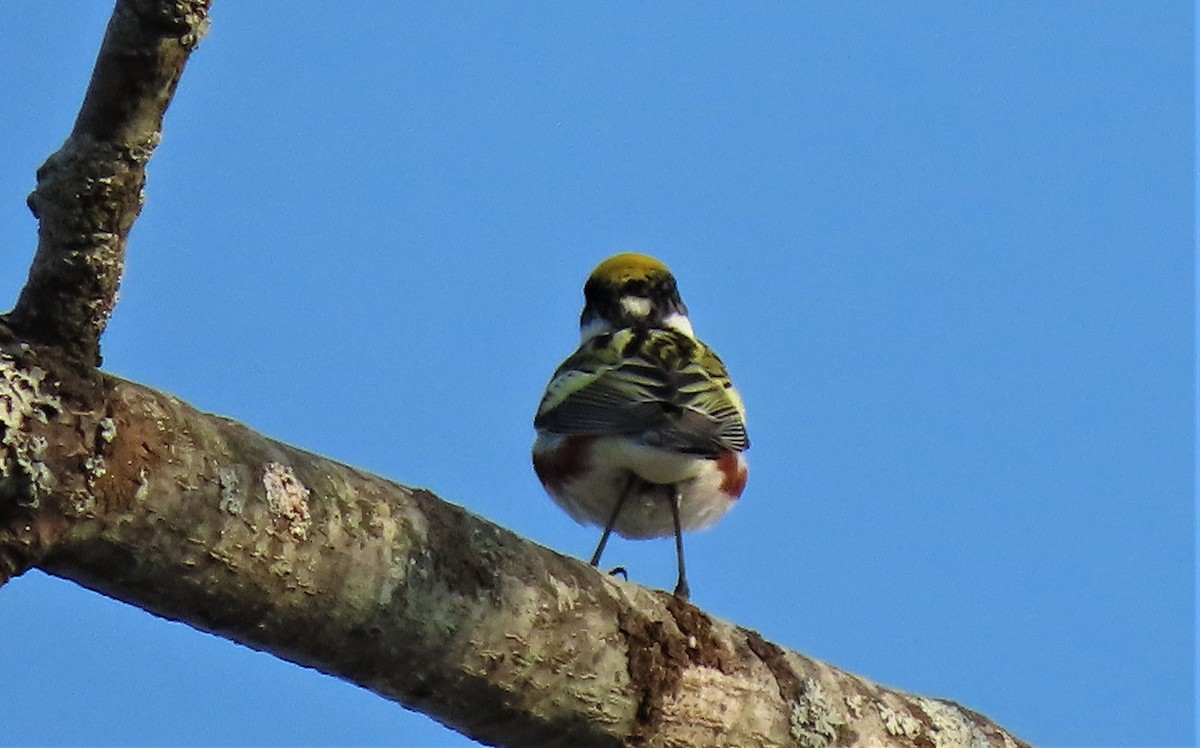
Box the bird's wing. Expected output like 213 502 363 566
534 328 749 454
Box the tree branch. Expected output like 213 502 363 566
0 353 1028 747
4 0 211 367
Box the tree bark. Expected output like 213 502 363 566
6 0 209 367
0 2 1032 747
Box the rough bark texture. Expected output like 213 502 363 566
0 1 1033 746
0 347 1029 748
6 0 211 367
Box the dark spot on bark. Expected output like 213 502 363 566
0 511 69 584
93 395 160 516
617 605 677 737
410 488 499 599
905 701 939 748
663 594 731 672
615 594 733 742
743 627 802 704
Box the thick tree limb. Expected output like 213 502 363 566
1 1 1031 746
5 0 211 367
0 350 1028 747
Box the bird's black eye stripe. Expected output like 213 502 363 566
583 272 689 331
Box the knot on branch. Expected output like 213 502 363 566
10 135 149 366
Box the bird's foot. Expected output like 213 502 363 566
673 578 690 600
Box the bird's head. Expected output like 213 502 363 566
579 253 693 341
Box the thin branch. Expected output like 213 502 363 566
0 357 1030 748
4 0 211 367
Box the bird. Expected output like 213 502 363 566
532 253 749 599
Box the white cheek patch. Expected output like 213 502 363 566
663 312 695 338
579 302 695 341
620 295 653 317
579 317 610 342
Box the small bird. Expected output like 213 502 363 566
532 253 749 599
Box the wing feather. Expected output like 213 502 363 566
534 328 749 454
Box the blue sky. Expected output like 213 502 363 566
0 4 1194 746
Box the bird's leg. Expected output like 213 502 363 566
669 485 690 599
590 475 633 567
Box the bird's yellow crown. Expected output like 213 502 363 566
588 253 673 286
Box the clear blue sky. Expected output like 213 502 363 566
0 4 1194 746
